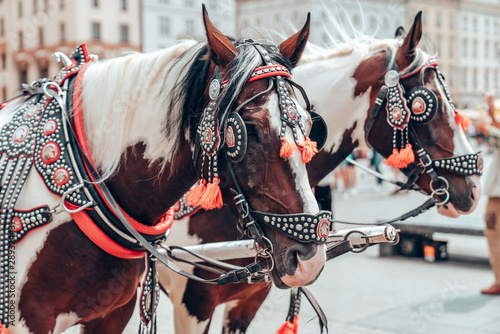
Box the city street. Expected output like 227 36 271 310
118 151 498 334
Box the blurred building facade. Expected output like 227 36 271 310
0 0 499 107
0 0 141 101
142 0 235 52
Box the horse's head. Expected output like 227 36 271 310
188 8 327 288
362 12 482 217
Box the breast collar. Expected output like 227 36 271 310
31 44 173 259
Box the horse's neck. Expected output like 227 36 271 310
80 41 196 179
106 142 198 225
79 42 200 224
295 51 372 185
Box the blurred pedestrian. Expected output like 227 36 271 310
477 92 500 295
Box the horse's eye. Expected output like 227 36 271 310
246 124 261 143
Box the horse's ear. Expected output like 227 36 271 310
395 26 406 38
202 4 238 69
398 11 422 58
279 12 311 68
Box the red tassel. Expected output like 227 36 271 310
384 148 401 167
199 177 223 210
280 136 297 158
454 110 471 132
276 315 298 334
398 143 415 167
186 180 206 207
0 324 8 334
300 137 318 163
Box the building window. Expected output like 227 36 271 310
92 22 101 40
473 68 478 89
462 69 467 89
120 24 128 42
449 39 454 58
436 36 442 54
1 53 6 69
462 39 467 57
44 0 49 12
473 17 478 33
92 0 98 7
33 0 38 13
485 41 489 58
1 87 6 103
472 40 477 58
40 65 48 79
0 18 4 36
436 13 441 27
19 31 24 50
60 22 66 42
449 15 454 29
449 68 454 88
120 0 126 10
18 1 23 17
60 0 65 9
185 19 194 34
20 68 28 85
485 69 489 90
159 17 170 36
495 21 499 36
485 19 490 35
462 16 467 32
38 27 44 46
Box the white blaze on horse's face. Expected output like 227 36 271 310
265 91 327 288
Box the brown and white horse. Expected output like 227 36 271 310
0 8 326 334
157 12 482 333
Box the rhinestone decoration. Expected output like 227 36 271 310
432 152 483 176
386 84 410 129
173 187 200 220
253 211 332 244
225 112 247 163
407 86 438 124
43 120 57 136
139 256 160 334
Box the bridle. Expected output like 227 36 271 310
193 41 331 275
364 49 483 209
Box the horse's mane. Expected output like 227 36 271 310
79 38 289 179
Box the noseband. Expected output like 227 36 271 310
365 49 483 204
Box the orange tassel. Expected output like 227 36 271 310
280 136 297 158
276 315 299 334
0 324 8 334
454 110 471 132
186 180 206 207
199 177 223 210
300 137 318 163
398 143 415 167
384 148 401 167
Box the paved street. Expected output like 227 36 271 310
118 150 498 334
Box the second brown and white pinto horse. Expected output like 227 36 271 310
157 12 482 333
0 7 328 334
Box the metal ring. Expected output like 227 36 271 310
344 230 370 253
388 233 400 245
43 82 62 97
432 188 450 206
61 184 94 213
430 176 449 192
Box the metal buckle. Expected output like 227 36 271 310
61 184 94 213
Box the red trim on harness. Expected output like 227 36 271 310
248 65 291 83
400 61 438 80
72 209 146 259
70 64 173 259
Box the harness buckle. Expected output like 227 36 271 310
61 183 94 213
